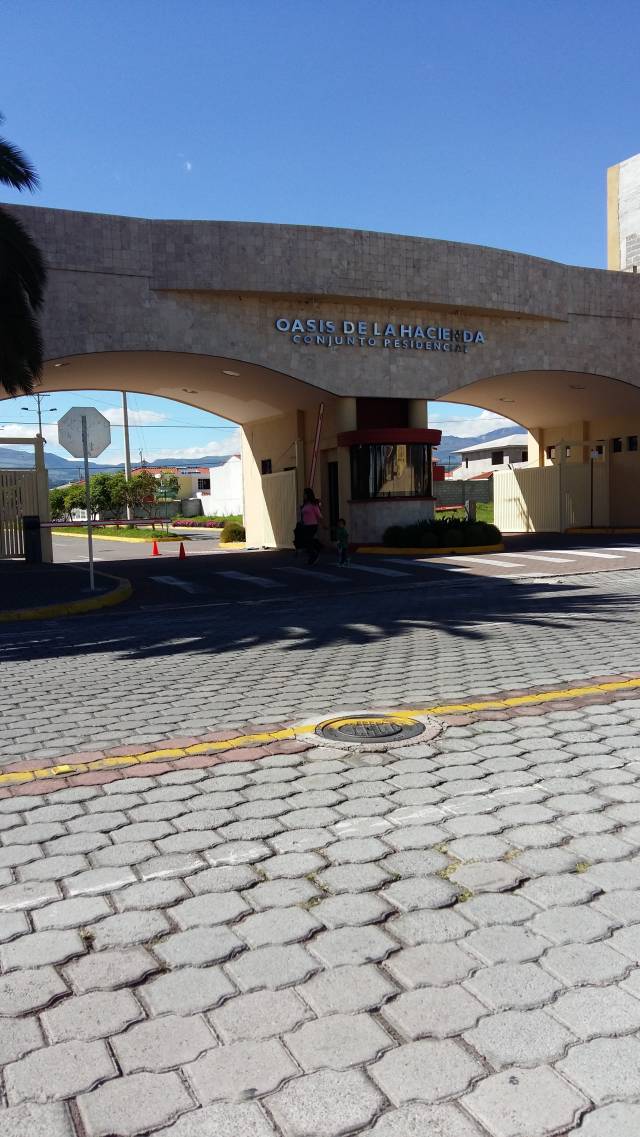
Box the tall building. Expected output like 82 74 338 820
608 152 640 270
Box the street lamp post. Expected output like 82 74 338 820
22 393 57 436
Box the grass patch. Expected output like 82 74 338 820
434 502 494 523
53 525 180 541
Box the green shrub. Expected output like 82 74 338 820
220 522 246 543
382 517 502 548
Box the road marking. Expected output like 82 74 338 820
218 570 283 589
275 567 349 583
385 557 470 572
345 563 409 577
442 556 525 568
150 575 205 594
563 550 623 560
515 554 574 563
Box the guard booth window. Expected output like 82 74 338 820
350 443 432 500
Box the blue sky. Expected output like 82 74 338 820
2 0 639 462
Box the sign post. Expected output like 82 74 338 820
58 407 111 591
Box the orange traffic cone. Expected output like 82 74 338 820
151 540 160 557
179 542 186 560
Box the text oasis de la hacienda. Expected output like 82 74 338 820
275 317 486 353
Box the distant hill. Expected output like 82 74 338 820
0 448 233 488
435 427 526 471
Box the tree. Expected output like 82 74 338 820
89 473 119 516
49 487 67 521
0 113 47 397
63 482 89 518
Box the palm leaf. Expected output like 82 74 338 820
0 113 39 192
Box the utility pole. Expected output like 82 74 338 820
22 393 57 437
121 391 133 520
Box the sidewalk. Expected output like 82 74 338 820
2 683 640 1136
0 562 129 622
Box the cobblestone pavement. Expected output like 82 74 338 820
1 569 640 765
3 696 640 1134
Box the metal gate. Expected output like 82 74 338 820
0 437 53 561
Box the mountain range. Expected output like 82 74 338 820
0 426 526 486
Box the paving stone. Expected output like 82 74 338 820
312 892 391 929
520 873 600 908
172 891 251 929
47 834 111 856
559 811 617 835
316 863 391 893
284 1011 391 1072
267 1068 384 1137
226 943 320 992
245 878 320 909
464 962 562 1010
549 984 640 1040
138 852 206 879
449 861 523 893
154 1102 278 1137
458 894 539 926
0 1015 44 1063
513 847 584 876
380 876 458 911
66 811 128 833
259 852 327 878
504 824 566 848
464 1066 589 1136
186 1037 298 1102
382 985 487 1039
529 905 615 945
381 850 449 876
0 880 60 910
369 1038 483 1105
578 1102 640 1136
269 829 333 854
64 946 160 993
464 925 551 964
185 864 260 894
0 1102 76 1137
42 988 144 1042
33 895 112 930
156 831 222 854
3 821 65 845
0 965 68 1014
205 840 271 865
297 962 397 1016
63 866 137 896
443 814 504 837
0 909 29 942
174 807 235 828
584 858 640 891
385 941 476 987
18 852 88 882
365 1102 484 1137
324 837 389 864
77 1071 194 1137
382 824 449 850
0 927 86 971
444 835 512 861
388 908 474 945
138 964 237 1015
557 1035 640 1104
464 1007 576 1067
5 1038 116 1104
593 889 640 924
113 877 189 911
154 924 244 967
309 925 397 967
90 841 158 868
542 941 631 985
210 987 311 1042
112 1012 217 1072
237 906 321 948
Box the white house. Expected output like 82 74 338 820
198 455 243 517
449 433 529 479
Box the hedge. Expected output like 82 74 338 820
382 516 502 548
220 522 246 543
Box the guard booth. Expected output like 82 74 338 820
0 437 52 561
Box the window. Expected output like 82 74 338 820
613 438 623 453
520 449 528 463
464 458 469 468
491 450 504 466
546 446 556 460
350 443 432 500
197 478 210 491
261 459 272 475
629 436 638 452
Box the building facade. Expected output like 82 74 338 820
450 434 529 480
4 201 640 541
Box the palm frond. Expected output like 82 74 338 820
0 134 39 192
0 207 47 309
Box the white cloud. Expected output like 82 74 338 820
146 429 242 461
184 160 193 173
0 422 59 447
430 409 522 438
103 407 169 426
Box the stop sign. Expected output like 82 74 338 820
58 407 111 459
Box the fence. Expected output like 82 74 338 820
0 438 52 561
494 462 609 532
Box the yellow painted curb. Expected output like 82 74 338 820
2 674 639 787
52 530 180 543
219 541 247 548
0 574 133 623
355 543 505 556
568 527 640 535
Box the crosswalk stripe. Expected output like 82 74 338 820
345 563 409 577
217 570 283 589
442 556 525 568
563 550 623 560
275 567 348 583
515 554 574 563
385 557 470 572
150 575 205 594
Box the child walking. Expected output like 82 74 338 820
336 517 349 566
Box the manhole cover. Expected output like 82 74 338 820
317 714 425 744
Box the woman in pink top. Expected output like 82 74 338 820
300 487 322 565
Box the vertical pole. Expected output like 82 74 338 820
82 415 95 591
122 391 132 521
36 394 43 437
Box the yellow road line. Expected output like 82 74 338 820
1 675 639 788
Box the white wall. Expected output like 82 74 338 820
450 445 529 480
619 155 640 270
199 456 243 516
